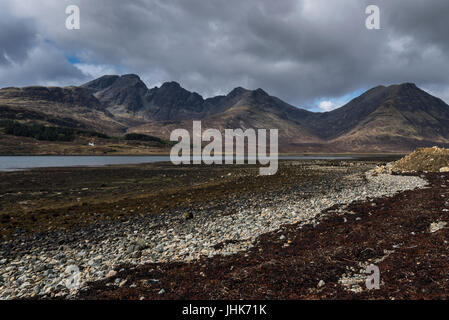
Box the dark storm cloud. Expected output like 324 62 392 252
0 2 88 87
0 42 88 87
0 3 37 65
2 0 449 106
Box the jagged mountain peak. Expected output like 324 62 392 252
227 87 250 96
154 81 204 100
2 74 449 152
82 75 119 91
81 74 149 113
109 74 146 88
82 74 146 91
398 82 417 88
159 81 182 90
120 73 141 79
226 87 271 100
254 88 269 95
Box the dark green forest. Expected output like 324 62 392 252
0 120 109 142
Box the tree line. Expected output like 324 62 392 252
0 120 108 142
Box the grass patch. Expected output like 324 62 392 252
125 133 174 147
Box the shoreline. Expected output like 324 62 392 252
0 159 426 299
0 152 405 157
0 155 402 172
79 171 447 300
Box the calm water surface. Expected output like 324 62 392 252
0 155 359 171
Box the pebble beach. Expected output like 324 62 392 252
0 159 427 299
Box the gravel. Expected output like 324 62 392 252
0 165 427 300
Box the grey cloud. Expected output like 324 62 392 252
0 42 89 88
0 2 88 88
0 3 37 65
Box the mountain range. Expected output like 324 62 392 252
1 74 449 153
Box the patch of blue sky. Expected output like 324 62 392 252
311 88 366 112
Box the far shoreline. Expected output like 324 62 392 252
0 153 403 172
0 152 406 157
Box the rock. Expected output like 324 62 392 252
440 167 449 173
374 165 386 175
126 246 136 254
183 212 193 220
429 221 447 233
135 238 146 250
118 280 127 288
106 270 117 278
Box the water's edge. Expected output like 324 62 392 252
0 155 401 172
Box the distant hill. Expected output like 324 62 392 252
314 83 449 151
0 85 126 135
2 75 449 153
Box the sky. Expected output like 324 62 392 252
1 0 449 112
